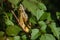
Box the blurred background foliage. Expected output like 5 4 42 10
0 0 60 40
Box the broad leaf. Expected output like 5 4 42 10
40 12 49 21
40 34 56 40
6 25 21 36
37 2 47 10
7 36 21 40
57 27 60 35
29 16 36 24
31 29 40 40
36 9 44 20
5 19 14 26
7 13 13 20
38 21 47 33
8 0 20 5
56 12 60 20
22 35 27 40
22 0 37 16
14 36 21 40
47 13 52 21
23 0 44 20
48 22 59 39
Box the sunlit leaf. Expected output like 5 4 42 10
47 13 52 21
7 12 13 20
36 9 44 20
31 29 40 40
14 36 21 40
38 21 47 33
57 27 60 35
8 0 20 5
5 19 14 26
7 36 21 40
37 2 47 10
48 22 59 39
22 0 38 16
40 34 56 40
29 16 36 24
23 0 45 20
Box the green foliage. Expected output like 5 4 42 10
22 35 27 40
0 0 60 40
40 34 56 40
48 22 59 39
0 31 4 37
56 12 60 20
14 36 21 40
31 29 40 40
29 16 36 25
37 2 47 10
8 0 20 5
40 12 49 21
38 21 47 33
7 36 21 40
6 25 21 36
35 9 44 20
22 0 37 16
5 19 14 26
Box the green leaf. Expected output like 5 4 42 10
47 13 52 21
6 25 21 36
35 9 44 20
5 19 14 26
40 34 56 40
56 12 60 20
37 2 47 10
22 35 27 40
23 0 44 20
48 22 59 39
22 0 38 16
57 27 60 35
40 12 49 21
7 36 21 40
38 21 47 33
0 31 4 37
8 0 20 5
31 29 40 40
7 13 13 20
29 17 36 24
29 0 38 3
14 36 21 40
